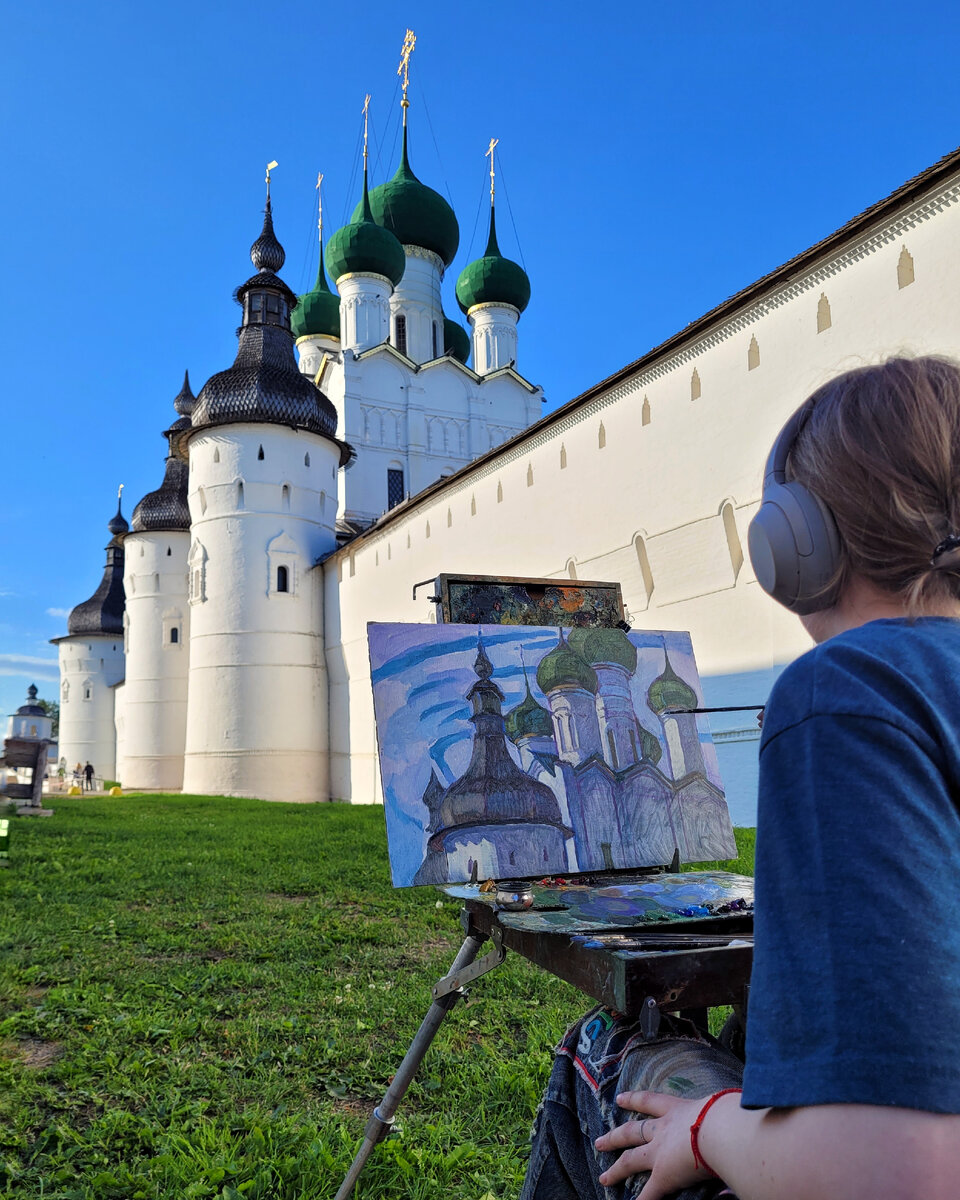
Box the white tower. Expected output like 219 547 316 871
456 143 530 376
647 652 706 781
53 499 127 781
120 373 195 790
180 179 353 803
326 105 405 355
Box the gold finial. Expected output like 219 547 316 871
398 28 416 123
485 137 499 205
265 160 278 204
117 483 124 501
315 172 324 244
362 93 371 169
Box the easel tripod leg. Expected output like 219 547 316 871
333 930 486 1200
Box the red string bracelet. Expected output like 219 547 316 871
690 1088 742 1175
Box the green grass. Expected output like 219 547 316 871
0 796 755 1200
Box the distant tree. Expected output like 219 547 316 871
37 699 59 739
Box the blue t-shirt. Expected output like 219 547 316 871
742 617 960 1113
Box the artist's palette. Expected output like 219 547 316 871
443 871 754 933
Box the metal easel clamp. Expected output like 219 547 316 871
364 1108 394 1145
431 927 506 1000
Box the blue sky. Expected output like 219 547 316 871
3 0 960 718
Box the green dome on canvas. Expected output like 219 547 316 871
356 126 459 267
456 205 530 315
567 627 637 674
443 316 470 364
536 630 597 695
328 172 405 287
291 253 341 339
505 683 553 742
647 652 698 715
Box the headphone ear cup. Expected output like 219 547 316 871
748 481 842 614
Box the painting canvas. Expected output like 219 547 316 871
368 623 736 887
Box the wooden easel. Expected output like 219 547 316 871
336 577 754 1198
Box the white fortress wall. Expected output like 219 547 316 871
324 167 960 821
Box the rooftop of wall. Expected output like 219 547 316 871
321 144 960 563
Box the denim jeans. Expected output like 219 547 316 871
518 1007 744 1200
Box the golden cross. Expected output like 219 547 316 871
486 137 499 204
117 483 124 501
316 172 324 241
398 28 416 113
362 93 371 167
265 159 278 202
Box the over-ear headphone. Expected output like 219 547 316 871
747 404 843 614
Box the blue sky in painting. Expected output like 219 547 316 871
368 623 720 885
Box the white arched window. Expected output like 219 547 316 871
267 531 298 598
188 541 208 604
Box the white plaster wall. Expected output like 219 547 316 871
181 424 339 802
120 530 190 790
337 274 392 352
322 171 960 818
57 635 124 780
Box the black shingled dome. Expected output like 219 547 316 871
67 505 126 636
189 200 339 442
132 378 193 532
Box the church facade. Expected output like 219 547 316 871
55 137 960 821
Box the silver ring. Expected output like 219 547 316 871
640 1118 653 1144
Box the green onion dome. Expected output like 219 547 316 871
443 316 470 364
647 651 698 716
567 627 637 675
357 127 459 267
455 204 530 315
536 629 597 695
639 724 663 766
504 682 553 743
291 253 341 339
327 170 405 287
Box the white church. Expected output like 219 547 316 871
53 78 960 820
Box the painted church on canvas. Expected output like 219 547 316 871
52 35 960 821
368 624 735 887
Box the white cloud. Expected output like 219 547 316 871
46 607 71 618
0 653 60 681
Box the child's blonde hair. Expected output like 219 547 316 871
790 356 960 613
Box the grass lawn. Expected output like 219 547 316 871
0 795 755 1200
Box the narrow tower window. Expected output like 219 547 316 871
425 520 431 538
527 463 534 487
166 546 171 556
560 444 567 469
432 321 439 358
394 315 407 356
213 447 220 463
641 397 651 426
470 495 477 516
198 486 207 515
598 421 606 448
237 481 244 509
304 452 310 467
282 484 290 512
747 335 760 370
898 245 915 289
566 559 578 579
170 627 179 644
277 565 289 593
497 480 503 503
817 294 832 333
447 508 453 527
387 468 404 510
258 444 265 460
691 369 701 401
